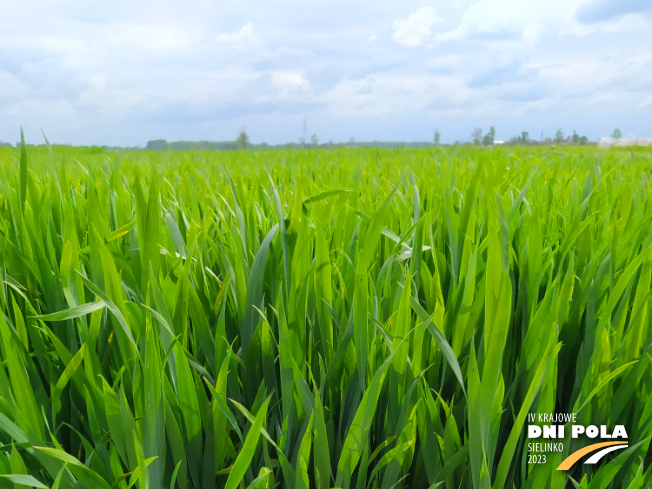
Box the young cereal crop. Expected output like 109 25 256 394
0 140 650 488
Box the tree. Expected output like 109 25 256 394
572 130 580 145
146 139 169 151
483 126 496 146
236 129 249 149
434 129 441 146
521 131 529 142
611 128 622 140
554 129 564 145
471 128 483 145
311 134 319 146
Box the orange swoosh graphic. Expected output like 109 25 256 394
557 442 628 470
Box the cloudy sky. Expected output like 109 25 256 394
1 0 651 146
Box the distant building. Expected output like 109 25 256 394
599 137 652 148
494 140 504 146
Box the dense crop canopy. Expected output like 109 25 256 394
0 144 650 488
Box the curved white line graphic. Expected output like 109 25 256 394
584 444 628 464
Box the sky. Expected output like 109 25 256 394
1 0 652 146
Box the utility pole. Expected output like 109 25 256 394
303 117 307 146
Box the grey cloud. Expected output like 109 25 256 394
469 62 537 89
426 98 469 111
576 0 652 23
0 58 24 76
466 30 523 42
499 86 548 102
426 66 454 75
133 100 321 124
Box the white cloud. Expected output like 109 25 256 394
393 7 440 47
0 71 24 103
435 0 586 43
271 72 310 92
109 24 201 52
534 52 652 97
216 22 260 45
423 54 462 70
322 73 471 117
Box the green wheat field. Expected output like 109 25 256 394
0 141 651 489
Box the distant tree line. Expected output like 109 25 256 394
144 129 442 151
3 127 627 151
504 128 593 146
145 139 244 151
143 138 441 151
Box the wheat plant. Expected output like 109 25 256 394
0 140 650 488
